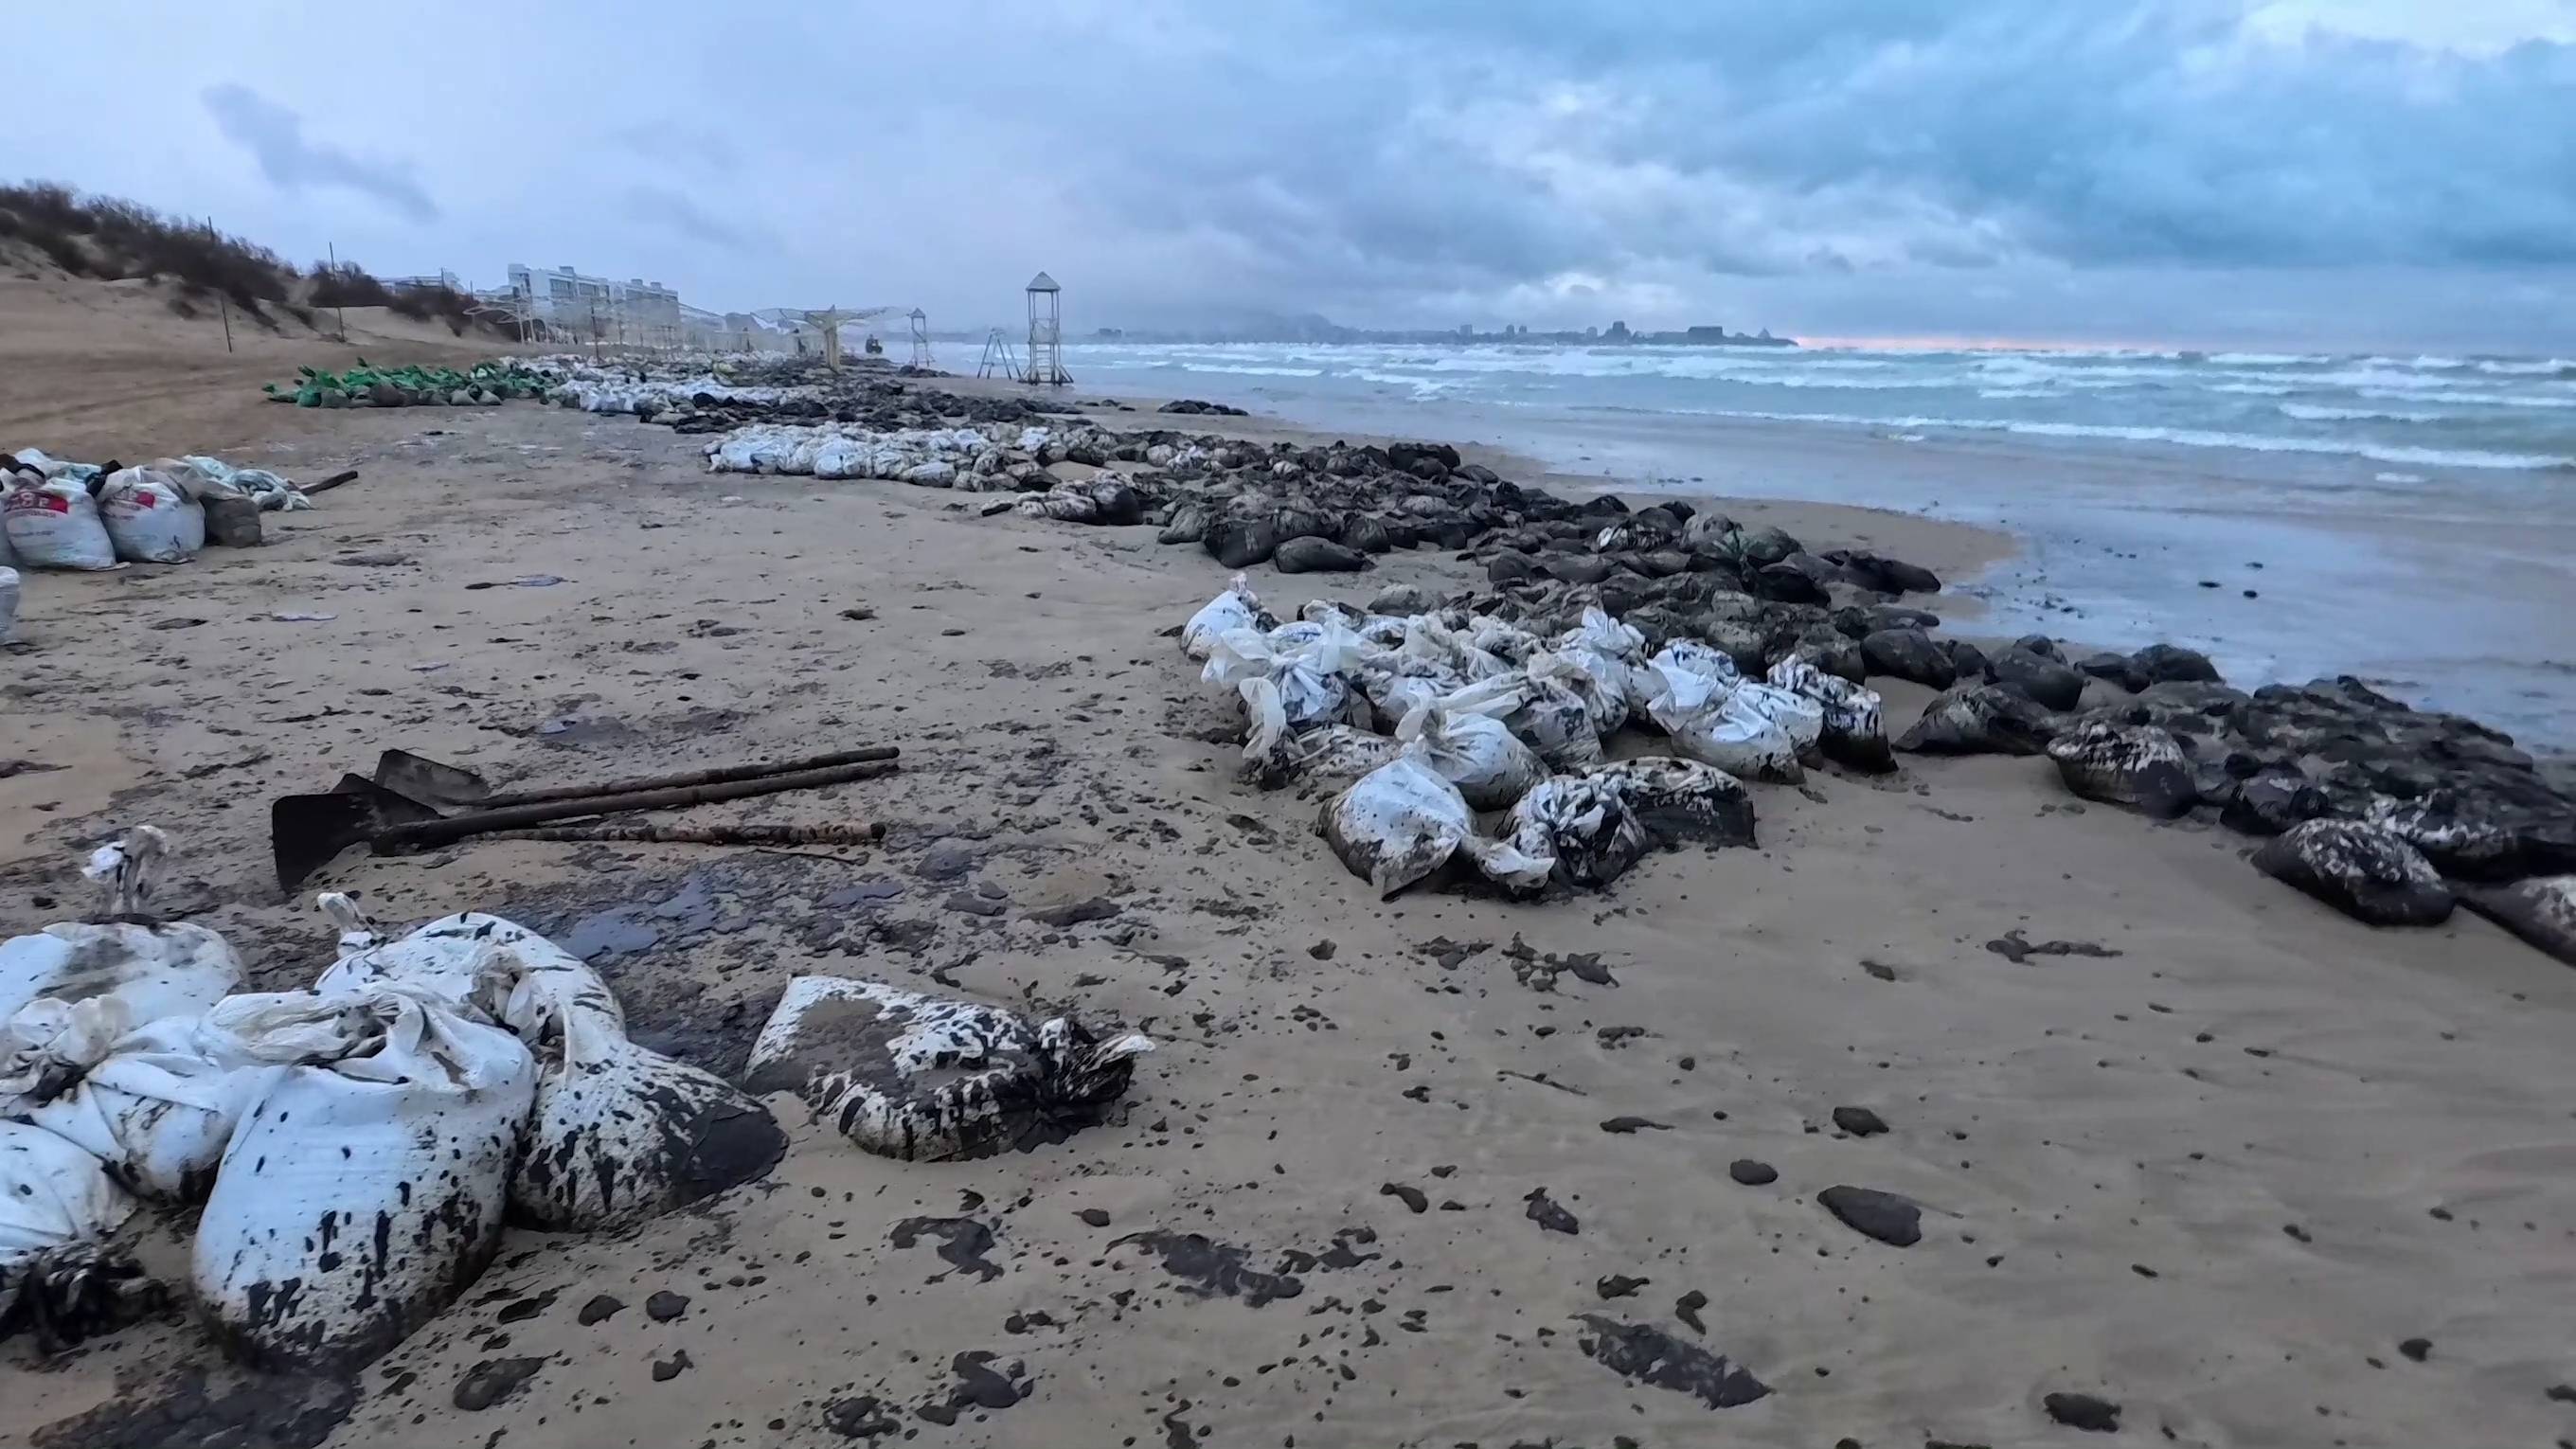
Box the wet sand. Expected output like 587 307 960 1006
5 326 2576 1448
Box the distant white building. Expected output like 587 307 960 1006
500 263 683 347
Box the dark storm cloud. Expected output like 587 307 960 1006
199 83 439 223
1045 0 2574 314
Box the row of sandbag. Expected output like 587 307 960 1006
3 450 307 574
0 830 785 1366
703 420 1054 483
3 829 1154 1368
1176 577 1888 895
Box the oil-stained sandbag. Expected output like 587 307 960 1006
313 898 622 1036
498 940 783 1232
2251 820 2453 928
2461 875 2576 966
1895 683 2062 757
2046 722 2196 817
1499 775 1652 890
0 566 19 644
1591 757 1757 849
9 1015 281 1203
1765 657 1891 773
1257 724 1403 793
743 976 1153 1162
192 983 536 1372
0 1120 152 1349
1181 573 1273 661
1394 700 1545 811
1499 671 1605 774
1528 646 1630 738
1319 756 1552 897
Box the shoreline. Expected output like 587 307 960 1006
6 340 2576 1449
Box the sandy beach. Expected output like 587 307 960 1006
6 287 2576 1449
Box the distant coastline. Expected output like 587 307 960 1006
1088 318 1797 349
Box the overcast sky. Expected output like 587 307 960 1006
14 1 2574 350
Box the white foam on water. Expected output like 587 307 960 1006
2280 402 2442 423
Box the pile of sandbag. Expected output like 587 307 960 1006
1176 579 1841 898
0 832 790 1369
3 449 314 576
556 373 817 416
703 420 1051 487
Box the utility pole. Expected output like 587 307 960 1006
327 242 348 342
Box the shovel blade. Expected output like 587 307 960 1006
372 748 492 810
271 773 443 892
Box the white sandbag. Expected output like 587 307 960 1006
1592 756 1759 847
814 438 867 479
1728 680 1827 754
192 983 536 1371
1274 724 1404 791
1553 608 1648 714
1 1120 143 1346
1499 774 1652 890
98 467 206 564
1182 574 1271 661
1396 701 1545 810
1399 616 1513 682
501 947 782 1231
1653 638 1743 689
743 975 1152 1162
1641 661 1803 783
0 566 18 643
1206 623 1368 747
9 1016 282 1202
3 474 118 571
1318 755 1552 897
3 832 242 1104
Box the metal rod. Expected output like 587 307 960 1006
470 744 901 810
373 758 900 855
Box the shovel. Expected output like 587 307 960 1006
272 750 900 891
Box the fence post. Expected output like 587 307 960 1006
328 242 348 342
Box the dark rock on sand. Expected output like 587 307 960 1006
1828 549 1942 595
2044 1391 2122 1433
1897 684 2062 757
1944 638 1991 684
1273 537 1369 574
1862 628 1957 689
1525 1188 1581 1235
2460 876 2576 965
2400 1336 2433 1362
1728 1159 1779 1186
1575 1315 1771 1408
2132 643 2222 685
1990 649 2087 711
2254 820 2454 926
1114 1232 1304 1306
2047 722 2197 818
645 1290 689 1321
1818 1186 1923 1247
1674 1288 1708 1333
1156 505 1208 546
577 1294 624 1326
1205 516 1280 569
1596 1274 1649 1299
2014 634 2065 661
1832 1106 1888 1137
